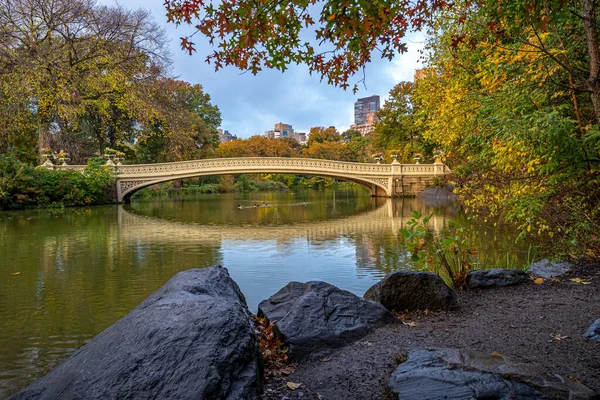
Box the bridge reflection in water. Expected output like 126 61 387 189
118 198 454 244
118 196 458 279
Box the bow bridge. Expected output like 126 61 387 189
54 157 451 202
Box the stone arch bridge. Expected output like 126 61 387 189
56 157 451 202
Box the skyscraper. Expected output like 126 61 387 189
354 95 380 125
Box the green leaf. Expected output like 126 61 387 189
411 210 422 219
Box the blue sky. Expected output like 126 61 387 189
99 0 424 137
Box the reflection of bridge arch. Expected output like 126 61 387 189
59 158 451 202
117 200 452 245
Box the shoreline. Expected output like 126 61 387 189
263 261 600 399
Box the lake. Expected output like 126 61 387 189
0 188 530 397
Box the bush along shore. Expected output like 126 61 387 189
0 156 114 210
10 263 600 400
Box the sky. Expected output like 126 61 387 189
98 0 424 138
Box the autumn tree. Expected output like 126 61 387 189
134 79 222 163
164 0 600 126
164 0 448 91
216 136 301 158
370 81 427 163
306 126 340 146
413 2 600 250
0 0 169 162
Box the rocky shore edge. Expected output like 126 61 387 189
10 262 600 400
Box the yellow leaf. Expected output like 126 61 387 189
491 351 503 357
402 321 418 327
10 272 20 276
534 277 544 285
287 382 301 390
327 14 336 21
569 278 592 285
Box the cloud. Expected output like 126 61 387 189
97 0 423 137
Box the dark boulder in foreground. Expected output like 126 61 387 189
364 271 457 312
258 281 394 360
389 349 598 400
11 266 263 400
585 318 600 341
467 268 529 289
528 258 574 279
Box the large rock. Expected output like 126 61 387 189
11 266 263 400
584 318 600 341
364 271 457 312
388 349 597 400
258 281 394 360
528 258 574 279
467 268 529 289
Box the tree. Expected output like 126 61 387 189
306 126 340 146
0 0 169 161
164 0 600 124
134 79 222 163
216 136 301 158
340 129 361 143
164 0 448 91
370 81 427 162
411 3 599 249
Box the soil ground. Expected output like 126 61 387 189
263 262 600 399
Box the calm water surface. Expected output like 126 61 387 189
0 189 529 397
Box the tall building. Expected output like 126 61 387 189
354 95 380 125
217 128 237 142
265 122 293 139
350 111 378 137
274 122 293 137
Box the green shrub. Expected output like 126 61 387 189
0 156 114 210
400 211 478 289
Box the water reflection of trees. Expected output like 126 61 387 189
0 207 223 398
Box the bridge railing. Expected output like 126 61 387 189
44 157 450 177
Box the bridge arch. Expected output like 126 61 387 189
119 170 389 202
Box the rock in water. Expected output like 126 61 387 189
584 318 600 341
528 259 574 279
364 271 457 312
388 349 597 400
258 281 394 360
467 268 529 288
11 266 263 400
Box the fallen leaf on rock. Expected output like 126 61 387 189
402 321 418 327
491 351 503 357
551 277 560 282
320 356 332 363
569 278 592 285
533 277 544 285
551 334 569 341
569 376 582 384
10 272 20 276
287 382 301 390
509 325 518 329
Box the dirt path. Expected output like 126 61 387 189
264 263 600 399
